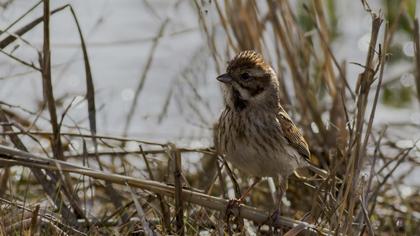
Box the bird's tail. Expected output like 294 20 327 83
294 164 341 183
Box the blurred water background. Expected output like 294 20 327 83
1 1 420 234
1 0 419 184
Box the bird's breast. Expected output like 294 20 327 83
217 108 302 177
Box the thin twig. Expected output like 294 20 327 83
140 145 171 233
170 144 184 235
0 107 79 226
0 4 69 49
123 18 169 135
126 182 155 236
40 0 85 223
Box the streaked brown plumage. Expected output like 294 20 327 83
216 50 310 184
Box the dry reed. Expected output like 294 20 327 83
0 0 419 235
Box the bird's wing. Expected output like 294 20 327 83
277 109 311 161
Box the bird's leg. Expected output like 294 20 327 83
238 177 262 202
225 177 262 217
224 177 261 232
276 178 288 214
267 176 288 233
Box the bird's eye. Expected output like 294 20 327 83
240 72 251 80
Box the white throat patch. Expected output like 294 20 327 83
232 82 251 100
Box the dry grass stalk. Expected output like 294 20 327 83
140 145 171 233
40 0 85 225
1 0 419 234
339 14 383 234
29 204 40 235
0 4 68 49
68 4 129 221
0 107 79 226
170 144 185 235
126 183 154 236
0 198 79 236
0 144 330 235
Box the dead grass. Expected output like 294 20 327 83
0 0 419 235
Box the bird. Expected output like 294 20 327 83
215 50 313 222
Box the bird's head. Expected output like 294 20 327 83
217 50 279 111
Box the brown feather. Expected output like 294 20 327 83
227 50 269 73
217 50 311 178
277 108 310 161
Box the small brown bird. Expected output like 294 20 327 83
216 50 311 215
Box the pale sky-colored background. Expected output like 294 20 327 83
1 1 419 185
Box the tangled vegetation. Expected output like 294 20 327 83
0 0 419 235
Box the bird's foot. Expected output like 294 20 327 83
224 198 242 221
264 209 284 235
269 209 281 225
224 198 244 233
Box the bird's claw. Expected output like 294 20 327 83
268 209 282 226
259 209 283 235
224 198 246 233
224 198 242 221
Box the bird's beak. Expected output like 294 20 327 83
216 73 232 83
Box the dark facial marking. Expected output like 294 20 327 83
232 88 248 111
236 76 267 97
